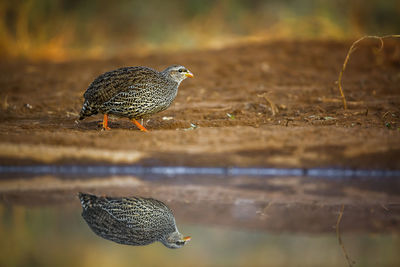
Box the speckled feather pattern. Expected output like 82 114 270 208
79 193 177 246
79 66 179 120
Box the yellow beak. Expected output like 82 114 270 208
185 72 194 78
183 236 192 242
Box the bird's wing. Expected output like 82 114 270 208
83 67 162 105
101 197 176 231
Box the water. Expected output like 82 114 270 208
1 165 400 178
0 169 399 266
1 204 398 267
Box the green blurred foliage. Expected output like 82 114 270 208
1 0 399 60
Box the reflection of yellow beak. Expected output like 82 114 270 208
183 236 192 242
185 72 194 78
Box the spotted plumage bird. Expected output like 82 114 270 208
79 193 191 249
78 65 193 131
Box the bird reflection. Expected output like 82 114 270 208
79 193 191 249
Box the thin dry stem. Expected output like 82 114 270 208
336 204 354 267
258 93 279 116
337 35 400 110
381 203 389 211
2 95 9 110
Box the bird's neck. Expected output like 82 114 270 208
161 71 182 85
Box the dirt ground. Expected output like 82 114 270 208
0 40 399 168
0 41 399 267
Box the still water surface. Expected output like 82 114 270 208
0 171 399 266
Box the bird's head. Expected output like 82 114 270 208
161 231 191 249
162 65 194 83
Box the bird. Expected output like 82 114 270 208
78 193 191 249
78 65 193 131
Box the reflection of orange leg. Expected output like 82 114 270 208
130 118 148 132
102 114 111 130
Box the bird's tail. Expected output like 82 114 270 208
79 100 98 120
78 192 98 209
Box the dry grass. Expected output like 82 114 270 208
258 93 279 116
337 35 400 110
1 95 9 110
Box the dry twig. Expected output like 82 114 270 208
258 93 279 116
2 95 9 110
337 35 400 110
336 204 355 267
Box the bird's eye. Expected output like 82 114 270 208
175 241 185 246
178 69 185 73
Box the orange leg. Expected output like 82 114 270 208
102 114 111 130
130 118 148 132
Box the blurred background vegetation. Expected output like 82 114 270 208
1 0 400 61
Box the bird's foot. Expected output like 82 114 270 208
98 121 111 130
101 114 111 131
131 119 149 132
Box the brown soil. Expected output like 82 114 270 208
1 40 400 168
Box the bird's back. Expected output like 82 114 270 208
79 193 177 246
79 66 178 120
